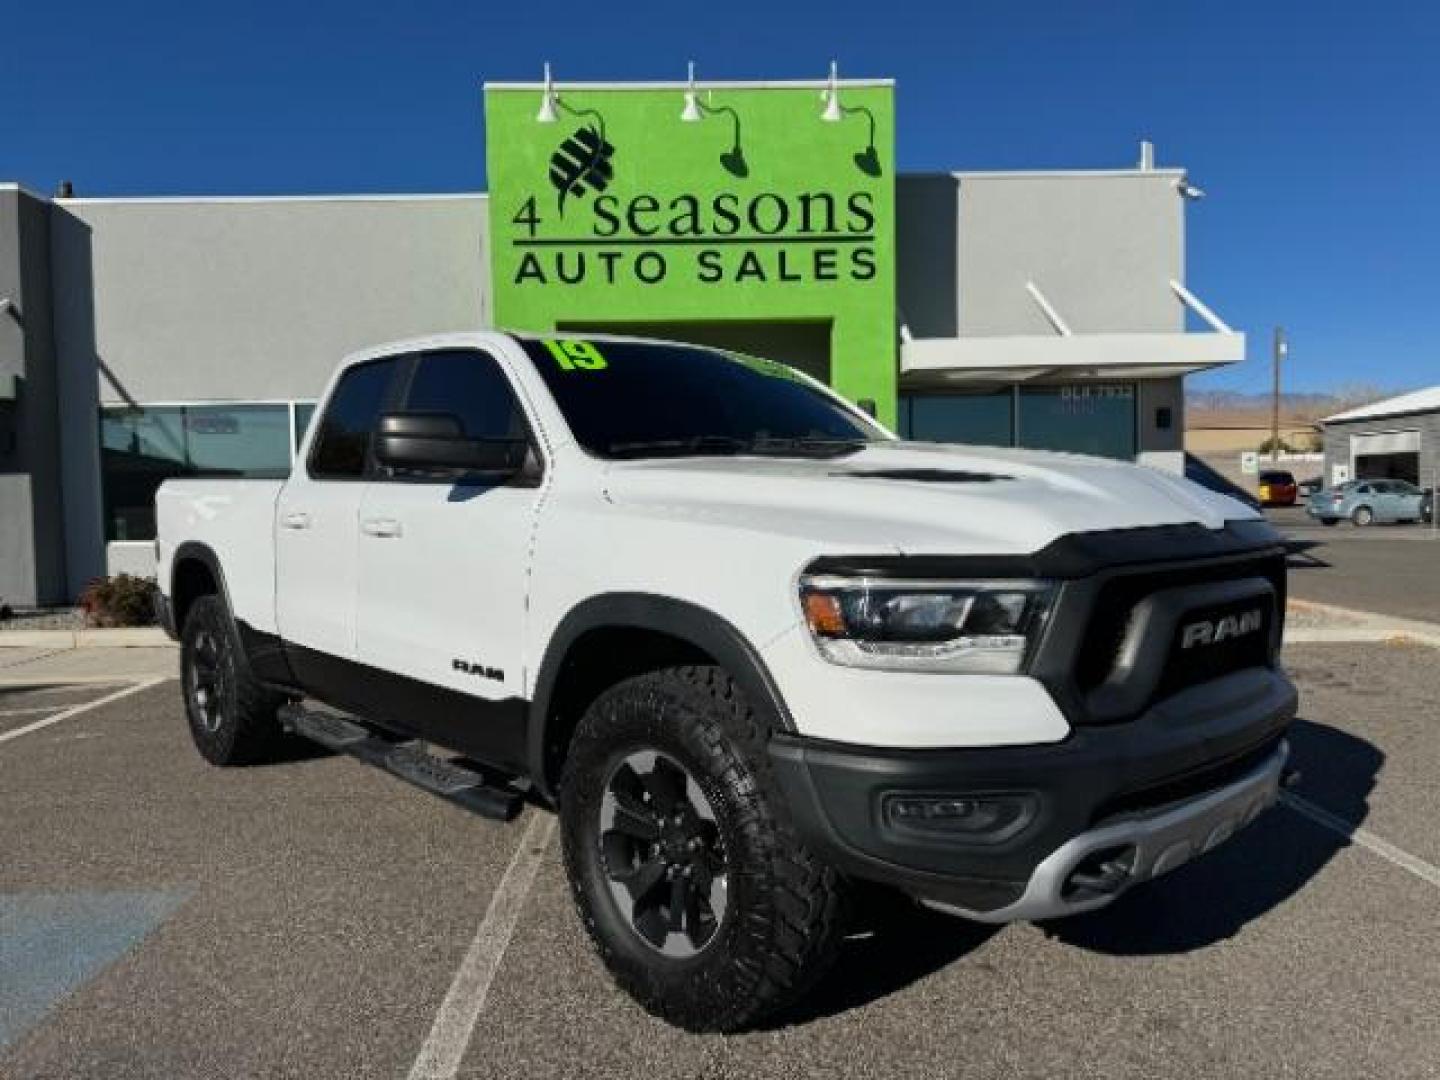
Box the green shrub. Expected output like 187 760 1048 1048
1257 436 1295 455
79 574 158 628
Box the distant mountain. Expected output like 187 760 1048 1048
1187 386 1404 425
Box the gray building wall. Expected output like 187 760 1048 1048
0 187 66 606
895 171 1189 460
50 194 491 593
897 171 1185 340
1323 413 1440 490
1138 376 1185 455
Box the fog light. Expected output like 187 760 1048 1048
883 793 1035 841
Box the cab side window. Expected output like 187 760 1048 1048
402 349 527 441
309 357 401 479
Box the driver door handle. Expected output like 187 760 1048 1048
279 512 311 531
361 517 403 539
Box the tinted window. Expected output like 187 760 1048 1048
309 358 400 479
902 391 1013 446
520 338 882 459
1260 471 1294 484
1017 384 1136 459
403 350 525 440
100 403 292 541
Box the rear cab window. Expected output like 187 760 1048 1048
307 357 401 480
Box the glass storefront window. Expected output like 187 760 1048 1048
900 391 1013 447
901 383 1138 460
100 403 298 542
1016 384 1136 459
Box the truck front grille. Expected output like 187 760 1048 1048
1072 552 1287 695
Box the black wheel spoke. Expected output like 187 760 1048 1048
668 874 687 933
617 854 666 902
682 885 712 950
633 906 670 950
609 790 662 841
611 761 648 804
600 749 730 960
640 756 686 814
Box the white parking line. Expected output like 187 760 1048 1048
0 677 168 746
407 811 557 1080
0 706 71 717
1280 792 1440 889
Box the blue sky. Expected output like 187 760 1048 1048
4 0 1436 394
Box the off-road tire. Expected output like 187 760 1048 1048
180 595 286 766
559 665 847 1032
1351 505 1374 527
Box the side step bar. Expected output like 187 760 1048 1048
279 704 525 822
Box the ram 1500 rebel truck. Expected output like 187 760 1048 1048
156 331 1298 1031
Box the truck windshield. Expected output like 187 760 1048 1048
519 337 887 459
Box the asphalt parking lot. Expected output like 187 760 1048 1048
1270 505 1440 623
2 642 1439 1080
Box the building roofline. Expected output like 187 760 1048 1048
48 170 1187 208
0 182 50 200
1321 386 1440 425
901 168 1188 180
54 192 488 206
484 78 893 91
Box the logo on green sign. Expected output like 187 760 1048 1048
548 121 616 217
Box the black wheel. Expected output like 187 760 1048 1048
1351 505 1374 527
1322 518 1340 527
180 595 286 766
559 665 847 1032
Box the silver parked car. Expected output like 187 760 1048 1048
1306 479 1428 526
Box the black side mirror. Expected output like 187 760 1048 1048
375 412 526 476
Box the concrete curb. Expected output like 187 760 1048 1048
1285 599 1440 648
0 627 175 649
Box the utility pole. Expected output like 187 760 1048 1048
1271 327 1286 462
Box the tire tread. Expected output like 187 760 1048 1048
560 664 846 1031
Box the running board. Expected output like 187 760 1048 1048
279 704 525 821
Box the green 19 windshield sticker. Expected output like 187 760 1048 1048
542 339 609 371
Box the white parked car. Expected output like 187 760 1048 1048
156 331 1297 1031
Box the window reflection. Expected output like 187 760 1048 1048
901 383 1137 460
99 402 306 542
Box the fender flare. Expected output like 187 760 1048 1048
169 541 234 629
527 593 797 795
169 541 295 686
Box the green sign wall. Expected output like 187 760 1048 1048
484 81 897 424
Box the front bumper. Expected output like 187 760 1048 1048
925 741 1287 922
770 666 1297 921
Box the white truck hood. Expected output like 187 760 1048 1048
601 441 1257 556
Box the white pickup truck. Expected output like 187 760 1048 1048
156 331 1297 1031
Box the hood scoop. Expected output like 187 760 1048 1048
837 468 1014 484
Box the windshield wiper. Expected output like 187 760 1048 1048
748 436 871 458
606 435 871 460
605 436 751 459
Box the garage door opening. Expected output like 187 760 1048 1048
1352 430 1421 484
1355 452 1419 484
556 320 833 386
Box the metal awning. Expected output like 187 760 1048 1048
900 280 1245 382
